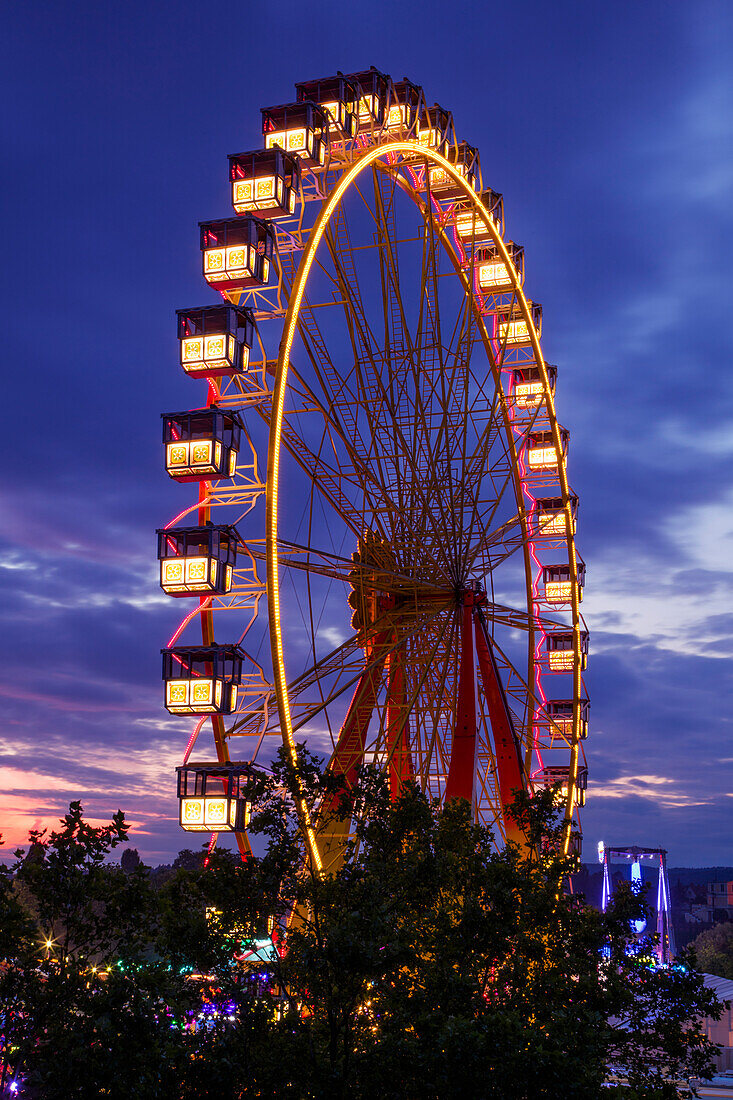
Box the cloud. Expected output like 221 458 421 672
590 775 708 809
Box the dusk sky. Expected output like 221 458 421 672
1 0 731 867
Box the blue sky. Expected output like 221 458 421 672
1 0 731 864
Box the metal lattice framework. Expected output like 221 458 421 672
159 67 588 870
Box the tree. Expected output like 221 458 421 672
181 749 722 1099
121 847 142 873
0 770 725 1098
0 803 192 1099
688 921 733 980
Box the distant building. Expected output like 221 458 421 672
685 903 712 926
707 881 733 921
702 973 733 1071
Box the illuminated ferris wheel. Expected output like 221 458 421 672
158 67 589 870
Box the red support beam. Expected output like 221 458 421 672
445 599 477 805
386 646 413 800
474 613 526 845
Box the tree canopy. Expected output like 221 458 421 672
0 756 725 1098
689 921 733 981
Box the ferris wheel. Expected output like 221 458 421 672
158 67 589 870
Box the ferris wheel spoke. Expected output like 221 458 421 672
280 602 453 739
323 233 449 543
407 607 460 793
273 539 449 595
283 249 432 535
270 394 388 537
460 454 522 577
357 606 457 772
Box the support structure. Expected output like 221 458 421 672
474 609 526 845
445 596 478 805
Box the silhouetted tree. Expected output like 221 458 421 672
121 847 142 873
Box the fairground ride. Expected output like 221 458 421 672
158 67 589 873
599 843 676 965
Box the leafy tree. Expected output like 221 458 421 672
172 848 208 872
688 920 733 980
0 768 725 1098
173 749 722 1100
120 847 142 873
0 804 192 1099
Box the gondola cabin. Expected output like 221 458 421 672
542 563 585 604
343 66 389 127
415 103 452 157
534 495 578 537
546 630 589 672
177 305 255 379
496 302 542 346
454 189 504 243
229 149 301 218
294 75 358 139
547 699 590 740
177 762 258 832
526 428 569 472
262 102 328 167
476 243 524 292
512 363 555 408
535 764 588 807
162 644 244 715
200 217 275 291
385 78 422 133
162 407 243 483
427 142 479 197
157 524 239 597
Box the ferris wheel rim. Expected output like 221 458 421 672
264 140 582 863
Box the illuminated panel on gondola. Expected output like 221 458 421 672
162 645 244 716
295 75 358 139
534 764 588 807
496 302 542 346
229 148 301 217
533 495 578 537
262 102 329 167
177 305 255 379
157 525 238 597
512 364 556 409
526 428 569 473
162 408 243 483
547 699 590 740
543 563 585 604
177 762 257 832
546 630 589 672
200 217 275 291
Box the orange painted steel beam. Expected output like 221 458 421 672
474 613 526 846
445 599 477 805
326 629 390 792
317 629 390 871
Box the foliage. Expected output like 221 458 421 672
688 920 733 980
0 804 192 1098
120 847 142 873
0 769 726 1098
